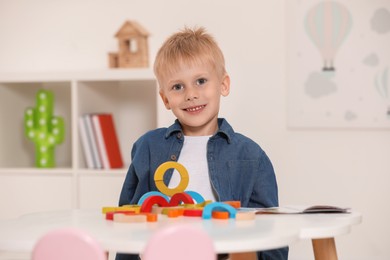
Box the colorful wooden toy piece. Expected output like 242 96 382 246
192 200 213 208
223 201 241 209
103 162 249 223
137 191 170 206
114 213 147 223
109 211 158 222
144 213 158 222
202 202 237 220
140 195 169 213
102 207 118 214
102 205 140 214
106 210 136 220
185 191 205 203
163 208 185 218
212 211 230 219
236 211 256 221
152 205 176 214
154 161 189 196
169 192 194 206
183 209 203 217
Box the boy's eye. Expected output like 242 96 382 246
172 84 184 91
196 78 207 85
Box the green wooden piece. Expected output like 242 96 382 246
24 89 65 168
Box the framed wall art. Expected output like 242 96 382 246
286 0 390 128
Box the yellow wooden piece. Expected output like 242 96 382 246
122 205 141 213
102 205 140 214
154 161 189 196
183 202 205 209
161 206 182 215
102 207 116 214
198 200 213 207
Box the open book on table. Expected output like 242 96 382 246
238 205 350 214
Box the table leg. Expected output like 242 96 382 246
312 238 338 260
229 252 257 260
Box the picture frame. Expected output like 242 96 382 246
286 0 390 128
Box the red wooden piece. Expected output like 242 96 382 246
169 192 194 206
183 209 203 217
140 195 169 213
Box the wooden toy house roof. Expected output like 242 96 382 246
115 20 150 38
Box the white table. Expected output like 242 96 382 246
0 209 362 260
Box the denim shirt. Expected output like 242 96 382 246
117 118 288 260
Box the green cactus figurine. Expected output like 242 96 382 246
24 89 65 168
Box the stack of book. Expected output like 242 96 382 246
79 113 124 169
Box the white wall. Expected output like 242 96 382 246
1 0 389 259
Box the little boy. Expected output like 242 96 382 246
116 27 288 260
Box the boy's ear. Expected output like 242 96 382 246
159 90 171 110
220 74 230 97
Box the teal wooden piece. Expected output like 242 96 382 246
202 202 237 219
137 191 170 205
24 89 65 168
185 191 205 203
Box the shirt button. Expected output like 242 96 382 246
176 133 182 139
170 155 177 161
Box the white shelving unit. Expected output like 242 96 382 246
0 69 158 220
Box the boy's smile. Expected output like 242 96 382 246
159 62 230 136
184 105 206 113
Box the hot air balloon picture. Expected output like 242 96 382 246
304 1 353 71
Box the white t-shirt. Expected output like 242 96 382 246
168 135 216 201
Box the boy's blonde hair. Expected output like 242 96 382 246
154 27 226 85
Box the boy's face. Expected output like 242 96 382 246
159 61 230 136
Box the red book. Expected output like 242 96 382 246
92 114 123 169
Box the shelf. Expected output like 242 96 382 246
0 69 157 169
0 168 127 176
0 82 72 168
0 68 155 82
0 69 158 217
76 169 127 176
76 79 157 169
0 168 73 176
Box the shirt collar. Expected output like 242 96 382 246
165 118 233 144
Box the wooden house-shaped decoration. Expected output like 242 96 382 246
108 20 150 68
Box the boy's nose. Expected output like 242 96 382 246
185 88 199 101
186 96 198 101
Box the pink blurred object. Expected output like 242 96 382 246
142 225 216 260
32 228 106 260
